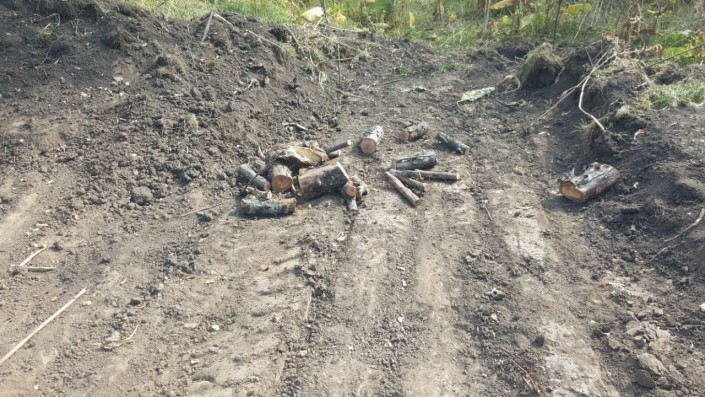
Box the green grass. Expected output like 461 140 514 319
126 0 293 22
642 79 705 109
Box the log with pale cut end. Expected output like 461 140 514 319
239 164 271 191
394 174 431 194
360 125 384 155
560 162 621 203
342 194 357 211
324 139 352 154
298 162 351 199
350 176 369 199
245 186 272 200
241 197 297 216
327 150 341 159
340 180 358 198
391 169 461 181
392 151 437 171
269 164 294 193
436 132 469 154
400 122 429 142
384 172 422 207
266 144 328 171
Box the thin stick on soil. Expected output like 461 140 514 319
18 246 47 268
578 73 607 133
200 0 217 44
664 208 705 243
26 266 56 272
0 288 86 366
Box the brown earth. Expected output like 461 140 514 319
1 1 704 396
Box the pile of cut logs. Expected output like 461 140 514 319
238 123 470 216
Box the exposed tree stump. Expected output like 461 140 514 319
392 151 437 170
391 169 460 181
436 132 469 154
400 122 429 142
241 197 296 216
360 125 384 155
239 164 271 191
269 164 293 193
298 162 351 199
559 162 621 203
384 172 422 207
324 139 352 154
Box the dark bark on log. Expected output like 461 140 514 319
560 162 621 203
342 194 357 211
298 162 351 199
350 176 369 199
266 144 328 171
360 125 384 155
436 132 469 154
239 164 271 191
384 172 422 207
241 197 296 216
391 169 461 181
269 164 294 193
392 151 437 170
394 174 431 193
327 150 341 159
324 139 352 154
400 122 429 142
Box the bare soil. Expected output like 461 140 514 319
1 1 704 396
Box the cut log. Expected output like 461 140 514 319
298 162 350 199
400 122 429 142
245 186 272 200
360 125 384 155
350 176 369 200
327 150 341 159
239 164 271 191
269 164 294 193
241 197 297 216
436 132 469 154
560 162 621 203
391 169 461 181
340 180 358 198
266 143 328 171
324 139 352 154
384 172 422 207
342 195 358 211
394 174 431 193
392 151 437 171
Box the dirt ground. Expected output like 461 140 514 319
1 1 704 396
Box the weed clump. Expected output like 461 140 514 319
518 43 562 89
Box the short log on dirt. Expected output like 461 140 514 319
266 143 328 170
391 151 437 171
340 180 358 198
324 139 352 154
391 169 461 181
400 122 429 142
327 150 341 159
350 175 369 199
268 164 294 193
298 162 351 199
239 164 271 191
384 172 422 207
360 125 384 155
241 197 297 216
436 132 469 154
559 162 621 203
394 174 431 194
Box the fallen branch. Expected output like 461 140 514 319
18 246 47 268
385 172 422 207
200 0 217 44
26 266 56 272
0 288 86 366
664 208 705 243
578 73 606 134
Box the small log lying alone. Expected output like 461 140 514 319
392 151 437 171
241 197 297 216
394 174 431 194
385 172 422 207
327 150 341 159
324 139 352 154
436 132 469 154
360 125 384 155
400 122 429 142
269 164 294 193
560 162 621 203
350 176 369 199
239 164 271 191
391 169 461 181
298 162 350 199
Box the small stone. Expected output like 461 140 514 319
638 352 668 376
636 311 648 320
183 322 200 329
665 315 678 327
533 334 545 347
607 337 621 351
625 320 643 336
129 297 142 306
514 334 530 350
209 324 220 332
130 186 153 205
635 369 656 388
653 308 664 317
633 335 647 348
700 302 705 313
487 288 505 301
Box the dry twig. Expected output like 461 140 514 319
200 0 217 44
18 246 47 268
664 208 705 243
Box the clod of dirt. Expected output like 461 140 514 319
518 43 562 89
672 178 705 202
104 27 133 50
635 369 656 388
131 186 154 205
637 352 668 377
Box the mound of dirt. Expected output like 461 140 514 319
1 1 704 396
